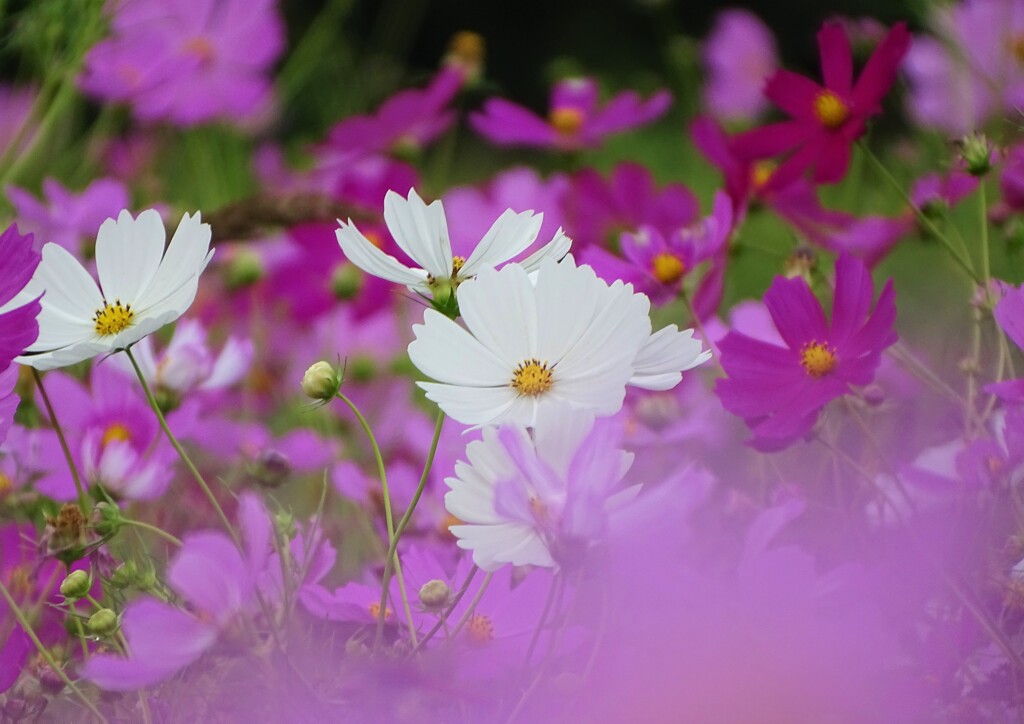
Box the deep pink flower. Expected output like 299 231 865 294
702 10 778 122
79 0 286 126
716 253 897 449
1001 144 1024 211
470 77 671 151
733 22 910 189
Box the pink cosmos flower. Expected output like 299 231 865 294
6 178 129 256
470 77 671 152
84 492 273 691
733 22 910 190
702 9 778 122
1001 143 1024 211
79 0 286 126
0 224 41 371
716 253 897 449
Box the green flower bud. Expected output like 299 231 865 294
417 579 451 610
109 562 137 590
59 570 91 600
330 264 364 300
225 250 264 289
91 501 123 538
960 133 993 177
301 361 340 401
87 608 119 637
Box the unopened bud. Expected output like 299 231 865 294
91 501 122 538
59 570 91 600
784 247 816 282
418 579 451 610
960 133 993 177
331 264 364 300
109 562 137 589
225 250 264 289
250 449 291 488
274 509 296 539
87 608 119 637
301 361 340 400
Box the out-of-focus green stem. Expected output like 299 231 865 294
33 369 89 512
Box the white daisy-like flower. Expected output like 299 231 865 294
16 209 214 371
336 188 570 299
407 255 710 427
445 405 635 571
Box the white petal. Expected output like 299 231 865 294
383 189 452 278
408 310 511 386
456 264 537 364
336 220 427 286
460 209 542 277
34 243 103 319
132 212 213 317
417 382 518 426
628 326 712 391
517 228 572 273
451 523 554 571
95 209 165 304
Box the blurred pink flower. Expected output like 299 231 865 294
702 9 778 122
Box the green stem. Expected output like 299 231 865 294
0 579 108 723
125 348 239 547
410 565 478 654
858 141 979 283
979 179 991 285
448 571 494 640
33 369 89 512
120 519 182 547
334 391 417 646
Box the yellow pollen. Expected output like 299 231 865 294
448 31 485 65
549 107 585 135
0 472 11 495
988 456 1005 474
183 36 215 64
813 90 849 129
466 614 494 644
752 160 776 189
800 342 838 377
451 256 466 276
93 300 134 336
511 359 553 397
368 602 393 621
651 252 685 285
102 423 132 447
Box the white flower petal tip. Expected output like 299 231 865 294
629 326 713 391
17 209 214 370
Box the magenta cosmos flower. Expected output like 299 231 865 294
701 9 778 122
79 0 285 126
0 224 41 371
470 77 671 151
716 253 897 449
733 22 910 190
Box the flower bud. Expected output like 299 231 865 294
959 133 993 177
331 263 364 300
225 250 264 289
417 579 451 610
301 361 340 400
250 449 291 488
59 570 91 600
109 562 137 589
91 501 122 538
87 608 119 637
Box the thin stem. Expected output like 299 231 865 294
376 410 445 647
124 348 239 547
120 519 182 547
979 180 991 285
411 565 479 654
0 579 108 723
334 392 417 646
448 571 495 640
33 369 89 512
859 141 979 283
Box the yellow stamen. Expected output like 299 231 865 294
182 36 215 64
813 90 849 129
368 601 393 621
447 31 485 66
451 256 466 276
549 107 585 136
101 423 132 447
751 160 776 190
800 341 838 377
466 614 494 644
93 300 134 336
0 472 11 496
511 359 553 397
651 252 685 285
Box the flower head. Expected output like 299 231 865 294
733 22 910 189
701 9 778 122
470 76 671 151
0 224 41 372
716 253 897 449
337 188 570 303
408 255 709 427
17 209 213 370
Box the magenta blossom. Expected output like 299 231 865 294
470 76 671 152
79 0 285 126
6 177 129 256
716 253 897 449
702 9 778 122
0 224 41 372
733 22 910 190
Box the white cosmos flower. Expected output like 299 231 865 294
445 405 636 571
336 188 570 298
16 209 214 371
407 255 710 427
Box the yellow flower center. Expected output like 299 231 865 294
447 30 485 66
7 565 32 599
1012 35 1024 64
93 300 134 336
813 90 849 129
800 342 838 377
511 359 553 397
549 107 585 136
368 601 393 621
0 472 11 496
451 256 466 276
466 614 494 644
101 423 132 447
183 36 215 64
651 252 685 285
751 160 776 190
